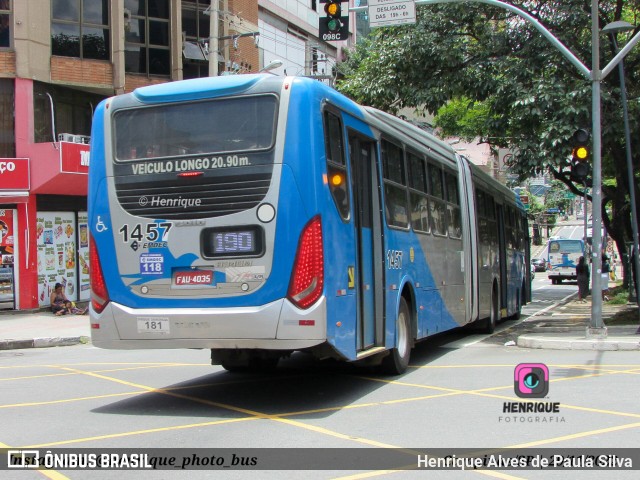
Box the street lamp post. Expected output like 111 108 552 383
602 21 640 318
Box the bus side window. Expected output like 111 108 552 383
381 139 409 228
324 111 350 220
445 170 462 239
408 151 429 233
427 161 447 236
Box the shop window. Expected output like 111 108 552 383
0 0 11 48
51 0 110 60
125 0 170 76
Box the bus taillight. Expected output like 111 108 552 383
89 236 109 313
287 216 324 309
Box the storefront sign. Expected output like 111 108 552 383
0 158 30 190
59 142 91 174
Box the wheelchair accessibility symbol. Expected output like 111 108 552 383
96 216 108 233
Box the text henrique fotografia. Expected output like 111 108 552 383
499 363 565 424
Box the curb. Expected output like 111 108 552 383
517 334 640 351
0 336 90 350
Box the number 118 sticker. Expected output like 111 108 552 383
140 253 164 275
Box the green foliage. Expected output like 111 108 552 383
337 0 640 274
433 97 492 141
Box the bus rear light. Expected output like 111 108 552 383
89 236 110 314
287 216 324 309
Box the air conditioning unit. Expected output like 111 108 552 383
58 134 90 144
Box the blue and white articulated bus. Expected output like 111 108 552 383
88 75 530 374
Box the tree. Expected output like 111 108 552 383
337 0 640 284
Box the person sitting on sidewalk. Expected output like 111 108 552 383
50 283 87 316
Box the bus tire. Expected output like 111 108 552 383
510 283 524 320
479 285 499 334
381 297 412 375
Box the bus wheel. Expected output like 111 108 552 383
510 285 524 320
479 286 499 334
381 297 411 375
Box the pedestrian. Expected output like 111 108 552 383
576 256 590 303
601 254 611 301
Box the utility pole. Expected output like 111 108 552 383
205 2 219 77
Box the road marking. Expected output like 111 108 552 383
2 360 639 479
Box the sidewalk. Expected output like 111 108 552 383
515 294 640 350
0 309 90 350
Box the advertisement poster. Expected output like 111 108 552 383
0 208 14 263
0 208 15 308
36 212 89 306
77 212 90 302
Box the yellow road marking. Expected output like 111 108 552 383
22 417 259 449
2 360 639 480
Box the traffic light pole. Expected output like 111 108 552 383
350 0 640 334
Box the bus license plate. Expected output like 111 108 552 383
174 270 214 286
137 318 170 334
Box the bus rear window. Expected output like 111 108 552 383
549 240 583 253
113 95 277 161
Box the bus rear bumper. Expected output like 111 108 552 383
90 297 327 350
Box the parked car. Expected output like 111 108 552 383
531 258 546 272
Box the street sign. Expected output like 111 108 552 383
369 0 416 28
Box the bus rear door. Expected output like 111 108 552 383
347 132 385 352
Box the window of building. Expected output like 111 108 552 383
51 0 110 60
0 79 14 157
33 82 106 143
0 0 10 48
125 0 170 76
182 0 211 79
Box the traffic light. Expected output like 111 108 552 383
570 128 591 183
319 1 349 42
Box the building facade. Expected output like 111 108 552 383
0 0 347 311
